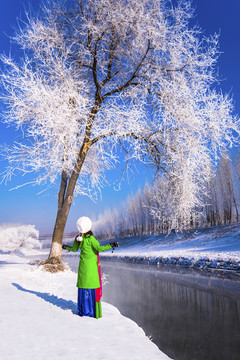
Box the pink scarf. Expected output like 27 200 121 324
95 252 102 302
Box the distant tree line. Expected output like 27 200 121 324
94 152 240 239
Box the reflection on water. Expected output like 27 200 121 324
101 261 240 360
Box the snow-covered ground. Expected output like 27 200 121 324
0 251 170 360
1 222 240 359
99 223 240 272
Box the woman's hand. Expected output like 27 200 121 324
110 242 119 248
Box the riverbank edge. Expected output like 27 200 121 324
100 253 240 274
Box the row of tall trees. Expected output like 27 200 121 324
94 152 240 239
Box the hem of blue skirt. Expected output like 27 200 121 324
77 288 102 318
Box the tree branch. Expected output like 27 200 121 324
89 129 166 172
102 39 152 99
58 170 68 210
100 30 120 87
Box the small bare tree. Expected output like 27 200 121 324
1 0 239 266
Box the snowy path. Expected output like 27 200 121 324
0 254 171 360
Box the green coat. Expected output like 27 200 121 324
66 234 112 289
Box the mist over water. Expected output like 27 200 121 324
102 262 240 360
63 254 240 360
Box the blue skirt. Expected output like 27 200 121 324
77 288 96 318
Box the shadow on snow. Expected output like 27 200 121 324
12 282 77 314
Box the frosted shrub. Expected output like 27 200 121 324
0 224 41 253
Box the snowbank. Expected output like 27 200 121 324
0 253 170 360
100 223 240 272
0 224 41 253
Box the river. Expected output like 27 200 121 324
62 254 240 360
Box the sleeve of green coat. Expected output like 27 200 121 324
90 236 112 252
66 238 80 252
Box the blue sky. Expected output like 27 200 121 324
0 0 240 234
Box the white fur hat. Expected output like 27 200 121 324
77 216 92 234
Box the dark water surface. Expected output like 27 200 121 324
63 255 240 360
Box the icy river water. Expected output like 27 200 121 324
62 254 240 360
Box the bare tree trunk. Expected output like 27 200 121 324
43 100 101 268
46 140 91 264
48 194 73 262
47 170 68 262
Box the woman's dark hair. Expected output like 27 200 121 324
84 230 93 236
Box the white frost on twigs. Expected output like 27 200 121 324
0 224 40 252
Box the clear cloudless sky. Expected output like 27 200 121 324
0 0 240 234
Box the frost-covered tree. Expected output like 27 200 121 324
209 154 239 225
0 224 40 253
1 0 239 265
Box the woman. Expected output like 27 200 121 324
62 216 118 319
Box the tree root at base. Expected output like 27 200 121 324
38 257 69 273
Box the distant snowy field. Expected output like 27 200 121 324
99 223 240 272
0 224 170 360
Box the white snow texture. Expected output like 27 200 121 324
0 252 170 360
